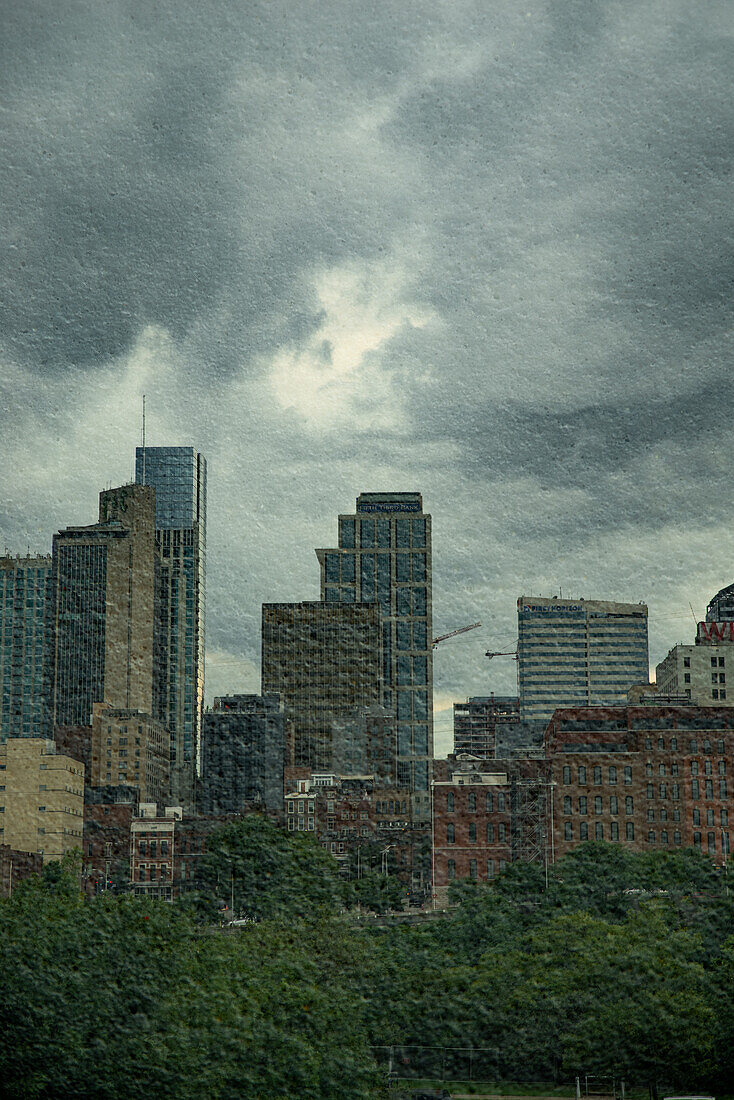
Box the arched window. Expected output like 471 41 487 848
626 822 635 841
485 791 494 812
468 822 477 843
594 796 602 814
446 823 455 844
625 796 634 814
468 792 476 812
486 822 494 843
497 792 506 812
595 823 603 840
610 821 619 841
608 766 617 784
579 822 588 840
447 860 456 880
564 822 573 840
593 766 602 785
563 795 572 814
562 766 571 785
447 791 455 812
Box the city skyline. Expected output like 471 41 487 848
3 2 733 755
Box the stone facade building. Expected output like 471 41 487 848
0 738 84 862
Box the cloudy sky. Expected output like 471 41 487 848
3 0 733 753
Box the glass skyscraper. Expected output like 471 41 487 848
316 492 433 815
135 446 206 810
0 555 52 740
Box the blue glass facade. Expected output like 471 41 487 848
317 493 433 807
136 447 206 809
0 556 52 739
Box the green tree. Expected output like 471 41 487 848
199 813 344 921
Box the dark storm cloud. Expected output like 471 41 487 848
3 0 734 722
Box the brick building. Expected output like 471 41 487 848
129 803 228 900
283 770 426 887
82 785 139 895
547 706 734 864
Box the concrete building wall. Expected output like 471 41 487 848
656 641 733 705
517 596 649 721
0 738 84 862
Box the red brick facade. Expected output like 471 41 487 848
547 706 734 864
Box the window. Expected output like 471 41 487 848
705 759 713 776
487 859 495 878
593 766 602 785
595 823 603 840
624 767 632 784
485 792 494 812
690 739 698 753
718 740 726 755
468 792 476 812
468 823 477 843
610 795 618 815
646 763 653 778
692 779 700 800
648 830 656 845
658 763 666 776
670 737 678 750
657 737 665 750
672 783 680 800
645 738 652 750
594 796 602 814
497 793 506 812
498 823 506 842
563 795 572 814
683 657 691 668
562 766 571 784
625 796 634 815
704 738 712 753
712 657 718 667
486 822 494 843
693 809 701 826
720 779 728 799
580 822 588 840
446 824 455 844
694 832 702 848
578 796 588 815
446 791 455 813
720 761 727 776
447 860 456 880
708 832 716 854
674 830 681 845
578 766 587 784
610 821 619 841
469 860 478 880
707 809 715 827
671 763 679 776
646 784 654 800
647 808 655 823
659 784 667 799
723 809 729 827
706 779 714 800
608 766 617 784
564 822 573 840
626 822 635 841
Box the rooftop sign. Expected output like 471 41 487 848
697 621 734 643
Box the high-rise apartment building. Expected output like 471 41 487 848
0 738 84 862
517 596 649 721
49 484 156 728
316 492 433 811
135 447 206 810
198 694 285 814
261 601 382 771
0 555 52 740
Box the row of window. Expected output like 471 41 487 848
445 790 508 813
445 822 507 844
446 858 508 880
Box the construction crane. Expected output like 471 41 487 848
485 648 518 660
432 622 481 649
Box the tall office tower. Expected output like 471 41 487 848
453 695 520 757
198 694 285 814
517 596 649 721
262 602 382 771
707 583 734 623
49 484 156 728
0 555 52 740
135 447 206 810
316 492 433 815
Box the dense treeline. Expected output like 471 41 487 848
3 827 734 1099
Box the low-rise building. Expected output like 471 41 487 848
130 802 229 901
0 843 43 896
0 738 84 862
83 785 139 895
547 705 734 864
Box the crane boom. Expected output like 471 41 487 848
432 622 481 649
